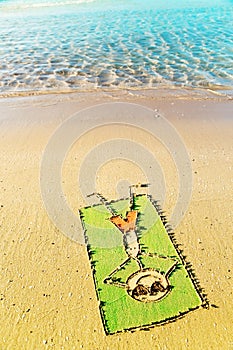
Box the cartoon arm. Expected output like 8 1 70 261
165 258 179 278
103 257 131 288
140 251 179 275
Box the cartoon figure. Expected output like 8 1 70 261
88 184 178 303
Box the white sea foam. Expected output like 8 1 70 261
0 0 95 10
0 0 227 11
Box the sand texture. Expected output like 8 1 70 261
0 91 232 349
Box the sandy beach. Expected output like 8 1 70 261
0 90 232 349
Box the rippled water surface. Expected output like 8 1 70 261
0 0 232 95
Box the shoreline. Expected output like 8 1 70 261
0 85 233 101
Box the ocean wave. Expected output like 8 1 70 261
0 0 95 10
0 0 232 96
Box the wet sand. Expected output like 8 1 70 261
0 90 232 349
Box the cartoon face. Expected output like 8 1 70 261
127 269 170 302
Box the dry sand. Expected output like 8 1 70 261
0 90 232 349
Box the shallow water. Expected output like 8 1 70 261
0 0 232 95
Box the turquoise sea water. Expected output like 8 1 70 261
0 0 232 95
